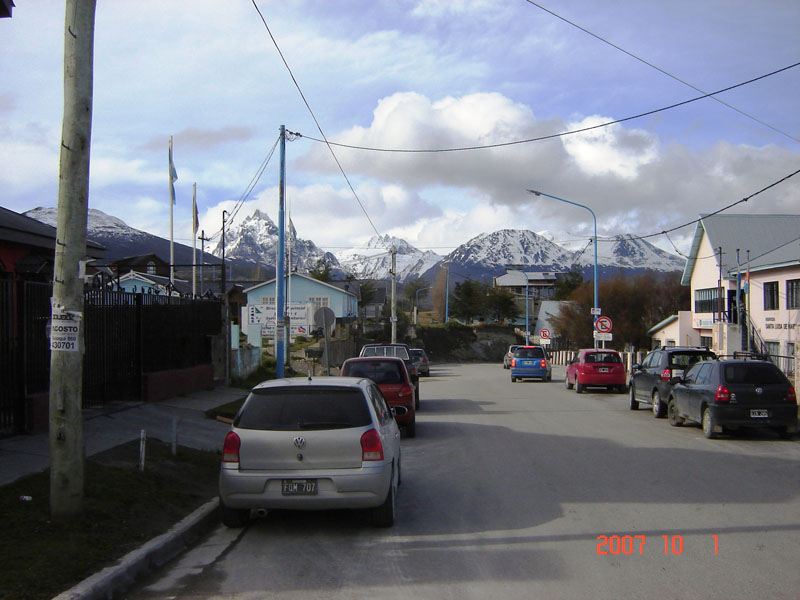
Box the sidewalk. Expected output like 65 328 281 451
0 385 246 487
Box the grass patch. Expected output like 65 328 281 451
0 440 220 600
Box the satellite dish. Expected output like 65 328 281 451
313 307 336 332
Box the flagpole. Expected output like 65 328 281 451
192 182 197 297
168 136 176 284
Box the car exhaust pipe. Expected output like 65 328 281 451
255 509 268 517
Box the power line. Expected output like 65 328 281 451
522 0 800 144
290 63 800 154
250 0 387 248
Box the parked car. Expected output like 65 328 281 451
341 357 416 437
629 346 716 417
510 346 552 382
218 376 402 528
667 357 797 439
409 348 431 377
565 349 627 393
503 345 520 369
359 343 420 409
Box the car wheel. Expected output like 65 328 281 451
405 418 416 438
220 501 250 528
652 390 666 418
702 407 718 439
546 372 552 382
576 381 584 394
511 376 517 382
565 375 573 390
629 384 639 410
414 388 420 410
776 426 795 440
369 476 396 528
667 398 683 427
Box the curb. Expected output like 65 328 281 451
53 498 220 600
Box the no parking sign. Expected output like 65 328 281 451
595 316 612 333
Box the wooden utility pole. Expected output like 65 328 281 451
49 0 96 520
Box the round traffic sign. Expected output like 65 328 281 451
539 328 551 339
595 316 612 333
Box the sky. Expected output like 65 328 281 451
2 0 799 258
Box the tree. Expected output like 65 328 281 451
308 260 331 282
486 286 519 322
554 269 584 300
404 277 429 307
451 280 488 323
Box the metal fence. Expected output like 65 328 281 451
0 284 223 436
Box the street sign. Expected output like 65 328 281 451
540 338 551 345
591 307 602 316
539 328 551 339
593 331 613 341
595 316 613 333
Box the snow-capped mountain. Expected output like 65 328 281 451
214 210 346 278
23 207 685 286
22 207 218 268
335 235 441 283
571 234 685 272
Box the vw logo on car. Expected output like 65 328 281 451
293 437 306 449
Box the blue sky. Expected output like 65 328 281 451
2 0 798 256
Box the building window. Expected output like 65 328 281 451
147 261 157 275
700 336 712 349
309 296 329 313
764 341 780 367
787 279 800 310
763 281 779 311
694 287 721 314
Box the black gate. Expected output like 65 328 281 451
0 275 17 437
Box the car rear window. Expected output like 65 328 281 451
343 361 404 384
669 352 715 368
235 386 372 431
724 363 787 385
362 346 410 360
584 352 621 363
515 347 544 359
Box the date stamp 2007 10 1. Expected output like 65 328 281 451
596 535 718 555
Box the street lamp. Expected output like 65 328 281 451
527 189 599 347
505 268 530 345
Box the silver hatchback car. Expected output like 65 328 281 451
219 377 402 528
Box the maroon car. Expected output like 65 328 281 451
341 356 417 437
565 349 627 394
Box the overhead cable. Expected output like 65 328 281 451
290 62 800 153
250 0 387 248
523 0 800 144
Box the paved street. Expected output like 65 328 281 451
130 363 800 600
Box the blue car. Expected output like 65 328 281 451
510 346 552 382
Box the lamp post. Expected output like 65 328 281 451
527 189 599 347
505 268 530 344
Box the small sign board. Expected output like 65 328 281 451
591 307 602 316
539 338 551 345
593 331 613 341
539 328 551 339
595 316 613 333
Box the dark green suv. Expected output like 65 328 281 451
629 346 716 417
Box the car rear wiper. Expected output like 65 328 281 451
296 421 354 430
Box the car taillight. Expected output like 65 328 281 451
787 386 797 403
715 386 731 402
660 368 672 382
511 358 517 367
361 429 384 461
222 431 241 463
398 384 413 398
540 359 547 368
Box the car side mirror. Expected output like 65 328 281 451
670 375 684 385
632 363 641 370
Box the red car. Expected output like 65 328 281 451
341 356 417 437
565 349 627 394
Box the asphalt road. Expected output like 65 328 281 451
129 363 800 600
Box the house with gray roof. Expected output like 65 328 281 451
678 213 799 376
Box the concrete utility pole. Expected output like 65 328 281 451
49 0 96 520
391 245 397 343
